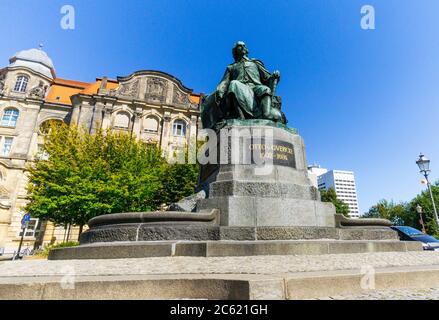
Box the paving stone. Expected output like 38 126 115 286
2 251 439 278
318 288 439 300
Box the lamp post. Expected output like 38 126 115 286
416 204 426 233
416 153 439 230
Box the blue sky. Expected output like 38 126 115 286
2 0 439 213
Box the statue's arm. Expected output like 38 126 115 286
254 59 280 84
215 67 230 100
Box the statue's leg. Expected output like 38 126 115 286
228 81 255 119
261 95 281 122
255 85 281 122
226 93 245 119
261 95 272 119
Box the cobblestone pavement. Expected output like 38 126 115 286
317 288 439 300
1 251 439 277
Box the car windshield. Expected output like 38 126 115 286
396 226 424 236
412 234 439 242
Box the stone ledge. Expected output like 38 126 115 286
49 240 422 260
80 225 398 244
3 265 439 300
286 265 439 299
0 275 254 300
209 180 319 200
88 209 220 228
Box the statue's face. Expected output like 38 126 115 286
235 44 246 57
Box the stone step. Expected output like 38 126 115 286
287 265 439 299
48 240 422 260
0 275 254 300
2 265 439 300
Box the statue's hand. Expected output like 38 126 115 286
215 91 224 105
272 70 281 79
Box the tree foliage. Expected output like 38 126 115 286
363 200 407 226
364 182 439 237
320 188 350 217
25 123 199 230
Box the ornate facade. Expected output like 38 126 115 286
0 47 201 253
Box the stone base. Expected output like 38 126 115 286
196 125 337 228
80 224 399 244
198 197 336 227
49 239 422 260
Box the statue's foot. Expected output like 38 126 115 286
263 110 282 123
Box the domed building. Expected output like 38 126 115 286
0 47 201 254
9 47 56 79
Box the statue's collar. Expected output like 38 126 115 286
236 56 250 63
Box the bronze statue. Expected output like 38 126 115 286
201 41 287 129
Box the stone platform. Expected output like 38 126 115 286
80 222 398 244
3 250 439 300
49 239 421 260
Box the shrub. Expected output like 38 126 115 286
35 241 79 258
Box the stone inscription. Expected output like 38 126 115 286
249 139 296 168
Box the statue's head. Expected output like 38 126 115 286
232 41 249 61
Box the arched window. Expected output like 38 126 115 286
172 120 186 137
144 117 159 132
14 76 29 92
114 112 130 129
39 119 63 135
1 108 19 127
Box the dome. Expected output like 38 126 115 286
8 47 56 79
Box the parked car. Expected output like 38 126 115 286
391 226 439 251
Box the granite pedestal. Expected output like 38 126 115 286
196 124 336 228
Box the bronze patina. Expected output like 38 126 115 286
201 41 287 129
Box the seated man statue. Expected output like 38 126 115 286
201 41 286 129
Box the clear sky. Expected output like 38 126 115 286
2 0 438 213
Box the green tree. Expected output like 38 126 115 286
320 188 350 217
25 123 199 238
408 182 439 237
363 199 408 225
159 161 199 207
364 182 439 237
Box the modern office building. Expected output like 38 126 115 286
308 165 361 218
307 164 328 188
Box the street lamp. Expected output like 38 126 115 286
416 153 439 230
416 204 426 233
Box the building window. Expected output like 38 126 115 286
1 108 19 127
14 76 29 92
1 137 13 156
18 218 41 238
144 117 159 132
114 112 130 129
172 120 186 136
36 144 49 160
